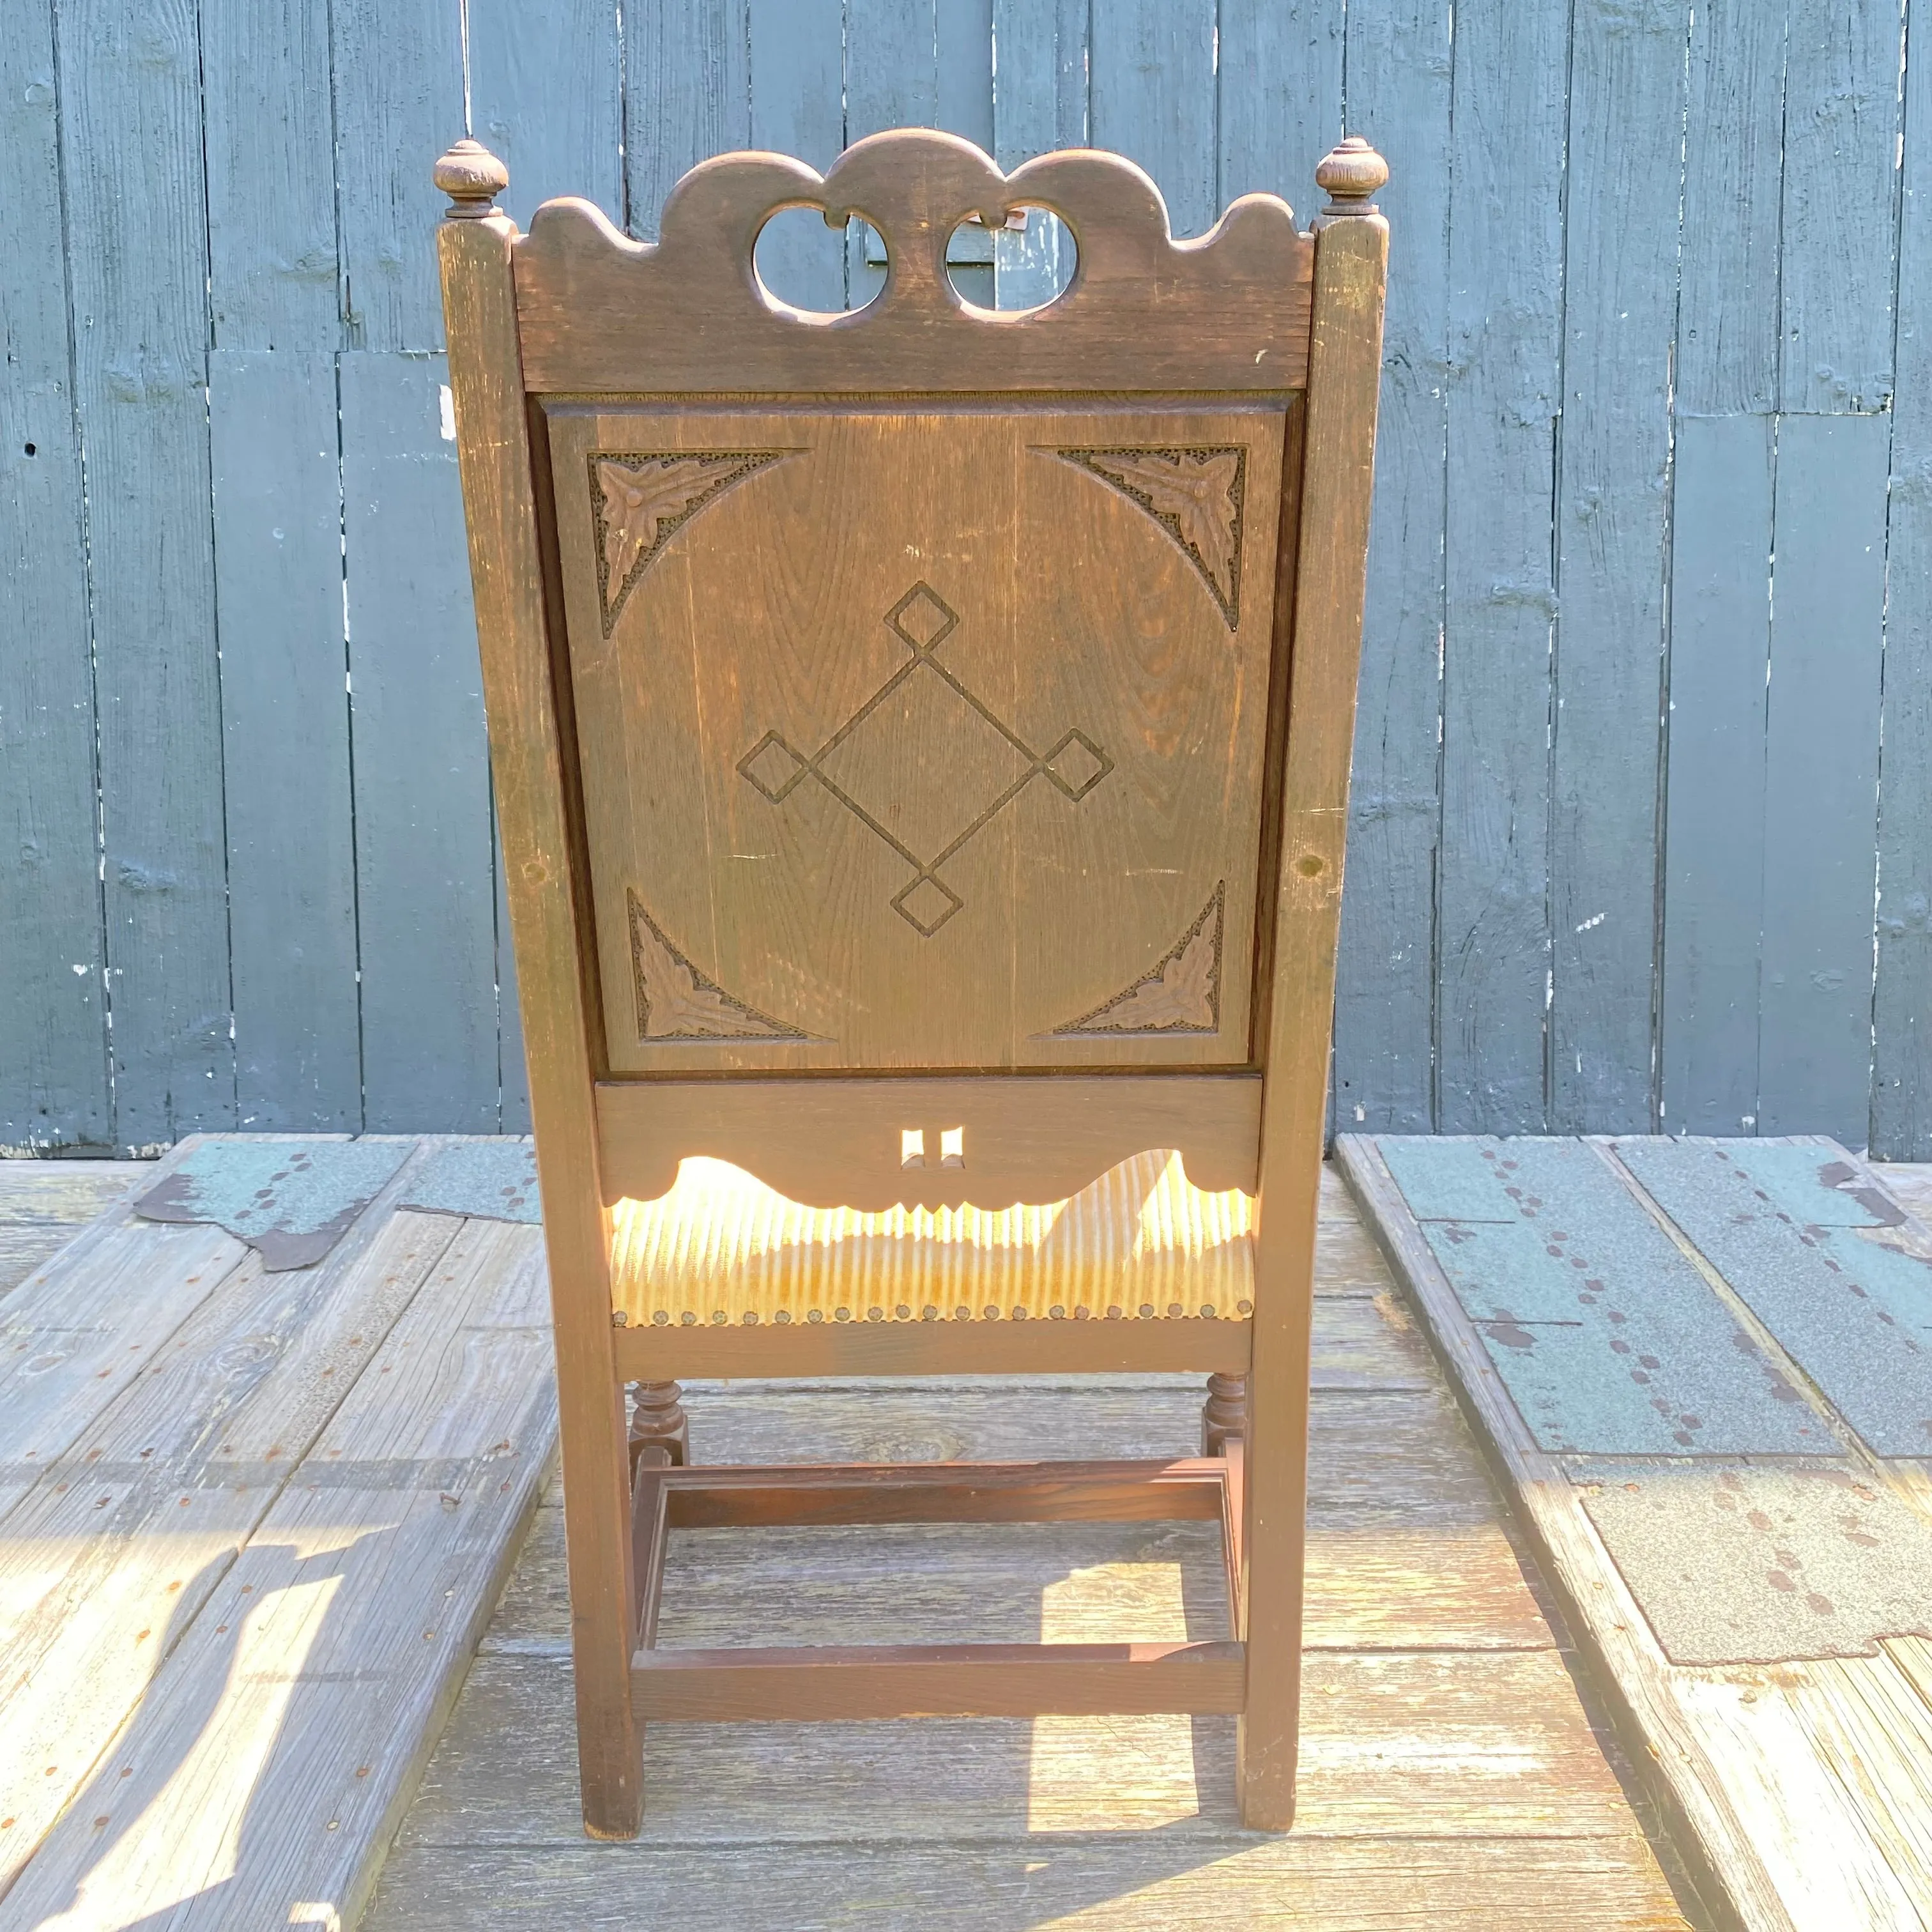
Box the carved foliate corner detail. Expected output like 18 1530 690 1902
591 451 792 634
1051 446 1247 629
1050 884 1225 1036
629 891 813 1041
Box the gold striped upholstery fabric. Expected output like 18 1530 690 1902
606 1150 1255 1330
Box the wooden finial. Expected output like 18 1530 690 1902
435 139 509 219
1315 136 1388 217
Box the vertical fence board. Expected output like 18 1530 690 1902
0 0 109 1149
627 0 751 240
1217 1 1342 208
1088 0 1217 241
1331 0 1453 1135
209 352 360 1131
936 0 996 149
1759 412 1889 1142
56 0 232 1152
468 0 622 232
747 0 846 310
1548 0 1685 1131
331 0 463 351
1677 0 1785 415
341 353 500 1133
1436 0 1568 1132
990 0 1086 307
201 0 339 351
1874 10 1932 1160
848 0 937 137
1781 0 1904 413
11 3 1931 1150
1660 413 1772 1133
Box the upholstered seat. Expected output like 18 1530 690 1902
607 1151 1256 1330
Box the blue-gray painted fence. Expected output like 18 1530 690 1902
3 0 1928 1157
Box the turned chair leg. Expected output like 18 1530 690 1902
1202 1372 1246 1457
629 1381 690 1476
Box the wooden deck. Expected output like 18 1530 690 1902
1343 1135 1932 1932
0 1147 1696 1928
366 1164 1696 1929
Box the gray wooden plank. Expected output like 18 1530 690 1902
989 0 1086 308
845 0 942 305
1087 0 1217 240
365 1838 1692 1932
1436 0 1567 1133
200 0 339 350
0 1215 556 1932
1779 0 1905 414
330 0 463 351
1548 0 1685 1134
1874 13 1932 1162
55 0 233 1153
848 0 939 139
1759 413 1888 1142
747 0 845 310
341 353 501 1132
1331 0 1454 1135
0 0 110 1154
1660 413 1774 1135
466 0 622 233
0 1161 147 1298
209 350 360 1132
1676 0 1785 415
1218 0 1341 208
394 1647 1637 1848
0 1162 456 1899
625 0 751 241
935 0 995 150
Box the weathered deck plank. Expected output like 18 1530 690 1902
0 1161 148 1296
365 1160 1692 1929
0 1184 457 1894
0 1153 1691 1927
1344 1134 1932 1932
367 1837 1695 1932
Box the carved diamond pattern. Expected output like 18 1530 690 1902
735 580 1113 937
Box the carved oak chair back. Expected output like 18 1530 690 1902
436 127 1388 1838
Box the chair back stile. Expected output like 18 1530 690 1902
436 126 1388 1840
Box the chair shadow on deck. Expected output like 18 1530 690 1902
12 1513 404 1932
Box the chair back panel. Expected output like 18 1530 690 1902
546 397 1287 1075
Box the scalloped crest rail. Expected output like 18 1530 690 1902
436 125 1388 1841
507 130 1317 394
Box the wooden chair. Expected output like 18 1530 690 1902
434 126 1388 1837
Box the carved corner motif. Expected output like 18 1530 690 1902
1050 446 1247 629
1049 884 1225 1037
628 891 813 1041
590 450 792 634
